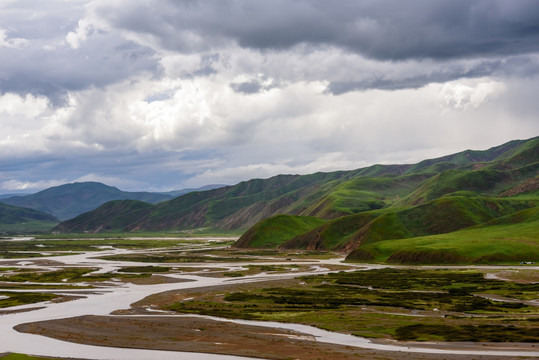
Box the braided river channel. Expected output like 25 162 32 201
1 237 538 359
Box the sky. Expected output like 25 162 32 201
1 0 539 194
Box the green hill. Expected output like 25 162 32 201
280 212 378 251
54 173 351 232
235 215 326 248
301 174 429 218
53 135 539 253
240 195 536 250
1 182 172 220
347 208 539 264
236 195 539 264
53 200 154 233
403 137 537 174
232 137 538 263
0 203 59 233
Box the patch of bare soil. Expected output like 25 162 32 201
0 259 66 267
500 176 539 197
15 315 535 360
0 306 45 315
123 275 193 285
128 277 303 310
487 270 539 284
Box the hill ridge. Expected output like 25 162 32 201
53 136 539 239
1 182 172 220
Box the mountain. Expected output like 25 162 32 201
346 206 539 264
275 195 536 251
54 173 345 232
0 202 59 233
54 136 538 244
234 215 327 248
157 184 227 198
233 137 539 263
0 193 30 199
53 200 154 233
0 182 172 220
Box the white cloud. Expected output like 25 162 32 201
183 153 372 188
0 27 28 48
0 92 49 117
439 79 506 110
1 179 66 191
74 173 146 190
1 1 539 193
65 18 92 49
0 93 54 157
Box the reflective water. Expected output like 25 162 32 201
1 241 538 359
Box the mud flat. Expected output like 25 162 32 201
16 314 537 360
2 241 538 360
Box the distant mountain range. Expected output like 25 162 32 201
2 136 537 263
155 185 228 198
0 193 30 199
0 183 225 231
234 137 539 264
54 136 537 235
0 202 59 233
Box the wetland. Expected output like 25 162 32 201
0 236 538 360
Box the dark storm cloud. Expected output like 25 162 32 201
0 148 204 192
3 0 539 100
327 59 505 94
102 0 539 60
191 53 220 77
0 37 157 105
0 0 158 104
230 76 281 95
231 81 262 95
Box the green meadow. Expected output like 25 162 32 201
351 218 539 264
163 268 539 342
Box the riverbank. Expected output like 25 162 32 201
2 238 538 359
17 314 538 360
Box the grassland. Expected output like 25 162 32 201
161 268 539 342
0 267 148 283
2 234 537 360
99 247 337 263
0 354 68 360
234 215 326 248
36 230 242 239
0 237 235 257
0 221 59 234
0 292 59 309
0 203 59 234
349 219 539 263
236 194 539 265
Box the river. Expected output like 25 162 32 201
1 240 538 359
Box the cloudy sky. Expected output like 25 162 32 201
1 0 538 193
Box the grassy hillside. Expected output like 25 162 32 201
53 200 153 233
55 173 351 232
301 174 429 218
235 215 326 248
347 210 539 264
0 203 59 233
239 195 536 251
54 136 539 247
280 212 378 251
1 182 172 220
397 166 537 206
403 137 535 174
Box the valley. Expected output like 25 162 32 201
0 236 537 360
0 137 537 359
2 2 539 359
